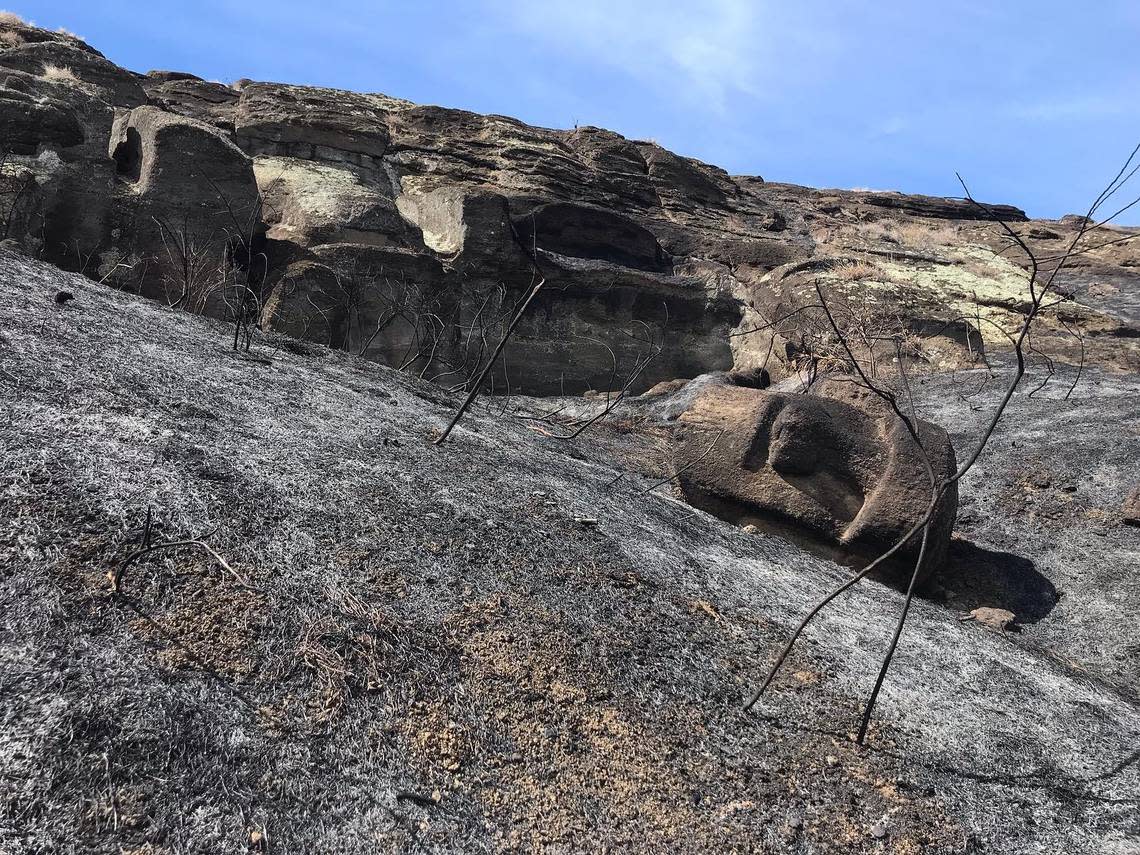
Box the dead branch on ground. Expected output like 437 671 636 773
109 537 258 594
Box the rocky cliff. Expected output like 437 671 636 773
3 18 1137 397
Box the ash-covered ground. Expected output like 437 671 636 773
2 249 1138 853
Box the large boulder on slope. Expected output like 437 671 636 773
675 384 959 577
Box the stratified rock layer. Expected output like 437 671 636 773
1 17 1138 392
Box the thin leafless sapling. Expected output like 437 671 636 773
743 144 1140 744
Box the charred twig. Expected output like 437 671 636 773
395 790 440 809
435 277 545 445
1058 318 1085 400
109 538 260 594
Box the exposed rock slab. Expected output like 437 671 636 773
1 19 1137 393
233 81 396 165
141 74 240 131
254 155 415 247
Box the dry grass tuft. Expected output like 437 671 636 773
832 260 879 282
0 10 26 25
0 27 20 46
41 63 80 85
850 219 962 250
891 220 962 247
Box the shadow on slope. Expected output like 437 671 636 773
935 539 1059 625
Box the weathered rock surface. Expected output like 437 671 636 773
4 19 1136 396
513 201 671 272
106 105 261 306
969 606 1016 631
233 81 396 165
140 72 240 131
675 383 958 575
254 155 414 247
851 187 1027 221
2 252 1138 854
0 28 145 108
0 60 117 265
0 85 84 153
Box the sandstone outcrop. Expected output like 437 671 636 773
0 55 117 264
233 81 396 165
140 72 239 131
1 18 1138 394
0 84 84 153
106 106 261 306
512 201 671 272
254 155 415 247
0 28 145 107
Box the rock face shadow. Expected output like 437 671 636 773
933 539 1058 624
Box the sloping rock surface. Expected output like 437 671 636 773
2 251 1138 854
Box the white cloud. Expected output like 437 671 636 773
489 0 840 113
871 116 909 138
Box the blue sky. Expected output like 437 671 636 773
13 1 1140 221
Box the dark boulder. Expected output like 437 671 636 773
261 243 448 366
145 69 203 82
